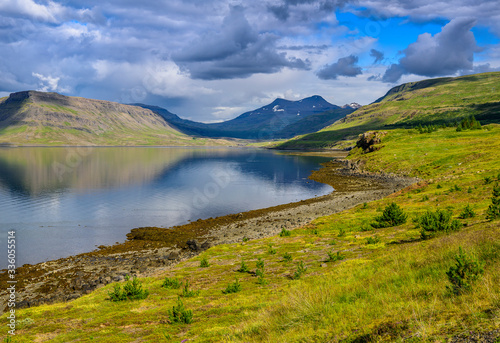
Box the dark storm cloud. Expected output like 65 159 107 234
317 55 362 80
382 18 481 83
173 6 310 80
267 0 348 22
370 49 384 64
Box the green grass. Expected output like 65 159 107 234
2 126 500 342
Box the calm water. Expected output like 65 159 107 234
0 147 332 267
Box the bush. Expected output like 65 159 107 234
162 277 182 289
279 227 291 237
292 261 307 280
337 228 346 237
366 236 381 244
222 278 242 294
268 244 277 255
446 247 485 295
283 252 292 262
372 202 407 228
255 258 267 284
456 116 482 131
415 209 462 239
237 259 250 273
108 276 149 301
326 250 345 263
168 297 193 324
200 256 210 268
486 183 500 221
459 204 476 219
180 280 199 297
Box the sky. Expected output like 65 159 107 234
1 0 500 123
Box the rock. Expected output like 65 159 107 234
320 263 327 268
186 239 200 251
200 241 212 250
356 131 387 153
168 252 179 260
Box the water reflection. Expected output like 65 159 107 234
0 147 332 266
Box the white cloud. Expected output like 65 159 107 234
32 72 66 92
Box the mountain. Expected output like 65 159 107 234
0 91 231 146
136 95 355 139
278 72 500 149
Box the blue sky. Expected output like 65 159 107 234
1 0 499 122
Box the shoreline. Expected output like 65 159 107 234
0 160 419 311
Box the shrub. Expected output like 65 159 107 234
326 251 345 262
283 252 292 262
242 236 249 242
268 244 277 255
256 257 264 270
372 202 407 228
222 278 242 294
337 228 346 237
446 247 484 295
415 209 462 239
180 280 199 297
484 176 493 184
237 259 250 273
162 277 182 289
200 256 210 268
362 202 368 209
279 227 291 237
366 236 381 244
459 204 476 219
108 277 149 301
292 261 307 280
456 116 481 131
255 258 267 284
486 183 500 221
168 297 193 324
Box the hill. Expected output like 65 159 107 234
0 91 231 146
136 95 355 139
278 72 500 149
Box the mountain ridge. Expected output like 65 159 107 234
135 95 355 139
0 90 230 146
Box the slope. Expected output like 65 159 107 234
278 72 500 149
0 91 229 146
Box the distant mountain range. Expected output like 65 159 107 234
134 95 357 139
0 91 356 145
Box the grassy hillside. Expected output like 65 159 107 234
278 72 500 149
3 124 500 342
0 91 233 146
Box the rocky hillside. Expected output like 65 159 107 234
278 72 500 149
0 91 230 146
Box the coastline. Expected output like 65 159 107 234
0 159 419 311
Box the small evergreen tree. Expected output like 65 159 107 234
486 183 500 220
446 247 484 295
168 297 193 324
372 202 407 228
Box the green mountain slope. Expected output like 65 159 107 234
0 91 230 146
278 72 500 149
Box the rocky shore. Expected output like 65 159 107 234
0 159 419 311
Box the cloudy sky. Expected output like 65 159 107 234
1 0 499 122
